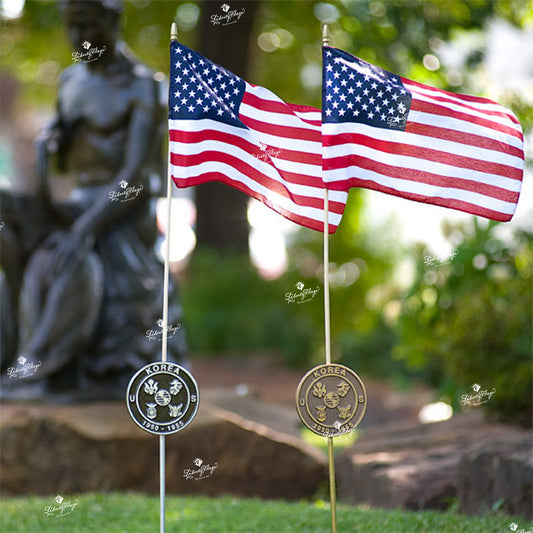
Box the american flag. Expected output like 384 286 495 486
322 46 524 222
169 41 347 233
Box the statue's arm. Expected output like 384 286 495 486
34 70 77 221
35 106 63 201
37 66 75 178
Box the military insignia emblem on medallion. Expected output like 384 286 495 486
296 363 366 437
126 362 199 435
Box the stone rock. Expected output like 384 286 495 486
336 443 457 511
458 435 533 519
0 397 326 499
337 410 531 512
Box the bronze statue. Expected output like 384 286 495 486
0 0 186 401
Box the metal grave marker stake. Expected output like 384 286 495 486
295 364 366 533
293 25 368 533
124 22 199 533
125 360 199 533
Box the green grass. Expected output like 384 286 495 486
1 493 529 533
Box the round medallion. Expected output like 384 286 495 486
126 362 199 435
296 363 366 437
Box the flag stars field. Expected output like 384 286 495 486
323 49 411 130
170 45 244 126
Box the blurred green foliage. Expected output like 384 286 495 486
285 190 405 375
394 220 533 426
181 249 316 367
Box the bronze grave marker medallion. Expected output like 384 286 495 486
126 362 199 435
296 363 366 437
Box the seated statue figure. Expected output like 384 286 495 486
1 0 186 401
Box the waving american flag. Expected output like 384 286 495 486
169 41 347 233
322 46 524 222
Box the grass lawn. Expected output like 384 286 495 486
1 493 528 533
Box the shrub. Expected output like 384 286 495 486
180 249 315 367
395 220 532 426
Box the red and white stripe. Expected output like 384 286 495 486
170 83 347 233
323 79 524 222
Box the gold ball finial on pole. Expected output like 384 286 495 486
322 23 330 47
170 22 178 42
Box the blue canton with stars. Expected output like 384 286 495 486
169 41 246 129
322 47 412 131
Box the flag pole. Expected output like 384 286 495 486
158 22 179 533
322 23 338 533
322 24 332 369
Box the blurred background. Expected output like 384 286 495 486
1 0 532 429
